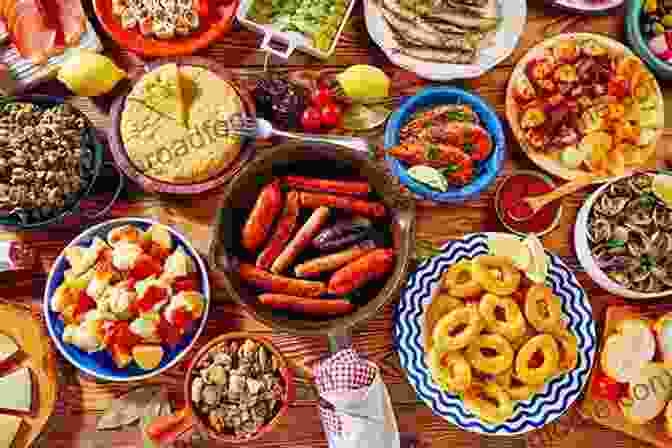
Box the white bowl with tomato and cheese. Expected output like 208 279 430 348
43 218 210 382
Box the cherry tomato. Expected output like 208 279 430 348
320 103 342 128
311 87 333 108
301 107 322 131
171 308 192 331
104 321 141 349
130 254 163 280
608 76 629 99
173 273 200 293
197 0 210 17
592 373 625 401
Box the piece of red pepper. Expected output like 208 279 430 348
173 273 200 293
592 373 625 402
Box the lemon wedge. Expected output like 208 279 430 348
57 50 127 97
653 173 672 208
407 166 448 192
488 234 530 271
523 234 549 284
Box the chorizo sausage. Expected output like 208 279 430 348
259 294 354 316
328 249 395 295
256 191 301 270
242 180 284 253
239 263 326 297
270 206 330 274
299 192 387 218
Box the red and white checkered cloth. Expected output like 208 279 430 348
314 348 377 435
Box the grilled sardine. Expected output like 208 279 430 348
381 8 445 47
429 9 499 30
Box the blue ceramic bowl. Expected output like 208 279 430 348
43 218 211 382
384 87 506 203
625 0 672 80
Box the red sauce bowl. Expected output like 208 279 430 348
495 171 563 237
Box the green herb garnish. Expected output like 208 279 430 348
280 183 290 193
426 144 440 161
640 192 658 208
641 255 656 271
446 110 466 121
423 121 433 129
442 164 460 174
606 239 626 249
463 142 474 154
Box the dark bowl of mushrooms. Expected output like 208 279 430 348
575 171 672 299
146 333 294 445
0 95 124 230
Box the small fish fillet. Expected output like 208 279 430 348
397 44 476 64
381 7 445 47
381 0 442 34
443 0 497 18
429 9 499 30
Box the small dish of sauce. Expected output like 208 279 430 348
495 171 563 236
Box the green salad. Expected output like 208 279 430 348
249 0 350 51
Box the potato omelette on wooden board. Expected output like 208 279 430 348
121 63 243 184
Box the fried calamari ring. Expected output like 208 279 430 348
424 293 464 351
510 324 537 351
472 256 521 296
432 304 484 351
463 383 515 424
465 334 515 375
494 369 543 401
479 294 527 342
552 327 578 373
525 285 563 333
515 334 560 385
441 261 483 298
429 347 473 392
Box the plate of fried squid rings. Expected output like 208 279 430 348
394 233 597 434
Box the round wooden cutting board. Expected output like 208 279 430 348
0 299 58 448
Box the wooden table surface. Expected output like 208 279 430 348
1 1 671 447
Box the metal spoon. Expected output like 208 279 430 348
507 174 595 222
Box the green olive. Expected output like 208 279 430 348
655 21 666 34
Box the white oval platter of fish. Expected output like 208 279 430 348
365 0 526 81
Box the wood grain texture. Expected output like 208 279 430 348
0 1 669 447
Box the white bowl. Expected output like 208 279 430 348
574 173 672 300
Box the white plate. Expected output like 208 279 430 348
364 0 526 81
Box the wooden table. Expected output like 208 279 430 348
1 1 671 447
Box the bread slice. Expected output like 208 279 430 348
601 319 656 383
620 363 672 424
0 414 21 448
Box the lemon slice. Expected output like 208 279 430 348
407 166 449 192
523 234 549 284
488 234 530 271
653 173 672 208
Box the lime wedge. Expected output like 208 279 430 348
488 234 530 271
523 234 549 284
407 166 449 192
653 173 672 208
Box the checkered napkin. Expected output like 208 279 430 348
314 348 400 448
315 349 377 434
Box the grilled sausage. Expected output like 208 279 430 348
259 294 354 316
256 191 301 270
239 263 326 297
270 206 330 274
328 249 395 295
242 180 284 253
283 176 371 196
294 240 377 278
299 192 386 218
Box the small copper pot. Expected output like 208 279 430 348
147 333 295 445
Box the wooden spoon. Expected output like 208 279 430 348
508 174 595 222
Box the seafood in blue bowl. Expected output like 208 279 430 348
384 87 506 203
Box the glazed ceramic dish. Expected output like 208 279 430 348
506 33 664 183
43 218 211 382
546 0 624 15
575 171 672 299
625 0 672 81
107 57 255 195
364 0 526 81
208 143 415 336
394 233 597 435
384 87 506 203
93 0 238 57
0 95 124 230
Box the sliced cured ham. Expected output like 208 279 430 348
3 0 58 64
51 0 87 46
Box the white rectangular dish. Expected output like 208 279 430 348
236 0 356 60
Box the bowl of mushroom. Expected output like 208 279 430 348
146 333 293 444
575 171 672 299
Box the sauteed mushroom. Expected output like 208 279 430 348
587 173 672 293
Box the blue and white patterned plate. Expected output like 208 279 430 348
394 232 596 435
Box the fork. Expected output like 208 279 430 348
225 116 373 155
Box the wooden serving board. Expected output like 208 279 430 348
0 299 58 448
579 305 672 448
